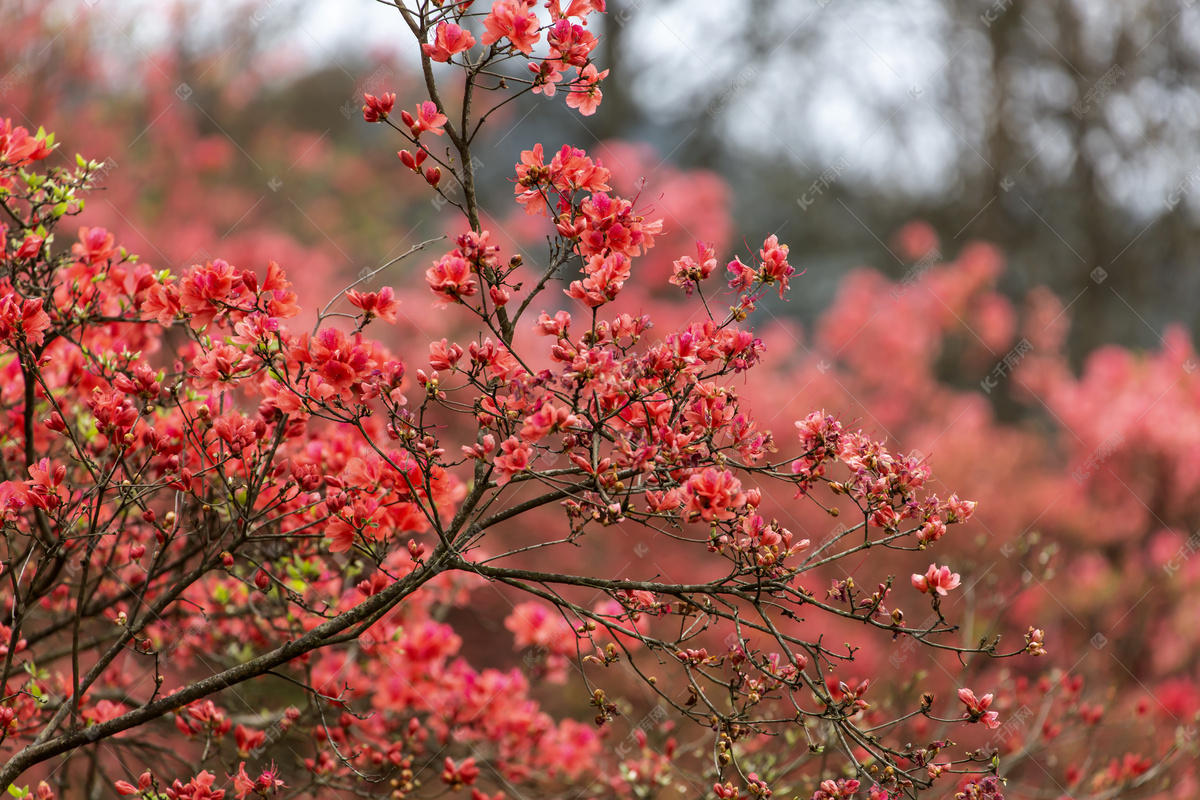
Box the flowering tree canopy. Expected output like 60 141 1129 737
7 3 1191 800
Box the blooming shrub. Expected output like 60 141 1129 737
3 4 1197 800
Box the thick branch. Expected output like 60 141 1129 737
0 554 445 792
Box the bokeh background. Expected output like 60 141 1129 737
5 0 1200 796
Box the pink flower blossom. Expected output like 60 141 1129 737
430 338 464 370
757 234 794 297
0 119 54 165
547 19 597 68
916 516 948 545
533 310 571 336
481 0 541 54
566 64 608 116
164 770 224 800
494 437 534 486
565 252 631 307
529 60 565 97
911 564 961 596
347 286 400 323
361 92 394 122
72 226 118 264
15 234 43 259
682 468 747 522
442 757 481 789
546 0 606 21
411 101 447 136
0 293 52 349
670 240 718 294
958 687 1001 729
946 494 977 522
426 253 478 307
422 21 476 62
